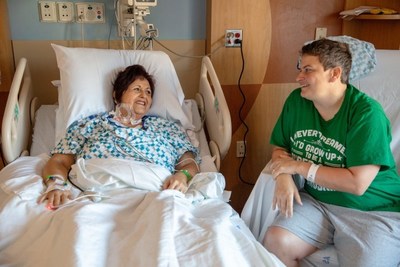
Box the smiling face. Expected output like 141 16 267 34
120 77 153 119
296 55 336 102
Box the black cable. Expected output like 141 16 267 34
67 169 84 192
237 40 255 186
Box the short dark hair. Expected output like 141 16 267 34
112 64 155 103
301 39 352 84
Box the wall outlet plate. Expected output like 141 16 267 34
75 2 105 23
315 27 327 40
225 29 243 48
57 2 74 22
38 1 57 22
236 140 246 157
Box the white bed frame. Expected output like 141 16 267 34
1 56 231 170
1 58 37 164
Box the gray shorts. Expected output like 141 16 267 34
272 192 400 267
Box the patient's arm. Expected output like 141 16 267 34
38 153 75 208
162 151 199 192
42 153 75 181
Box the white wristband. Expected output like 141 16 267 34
307 163 320 183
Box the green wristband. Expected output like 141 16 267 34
179 169 192 182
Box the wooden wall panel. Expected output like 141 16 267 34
0 0 14 92
207 0 271 85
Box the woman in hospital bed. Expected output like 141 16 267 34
38 64 200 209
254 39 400 266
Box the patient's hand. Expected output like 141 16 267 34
273 174 302 218
38 189 73 210
162 173 188 193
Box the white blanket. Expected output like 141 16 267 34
0 155 284 267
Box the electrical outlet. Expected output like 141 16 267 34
236 141 246 157
315 27 327 40
57 2 74 22
225 29 243 48
38 1 57 22
75 2 105 23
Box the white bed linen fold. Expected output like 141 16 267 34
0 155 284 267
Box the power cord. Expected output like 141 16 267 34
237 40 254 186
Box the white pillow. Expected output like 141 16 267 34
52 44 193 144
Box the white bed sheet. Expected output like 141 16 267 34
0 155 284 267
0 99 287 266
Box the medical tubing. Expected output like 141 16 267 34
52 194 112 210
175 157 200 172
237 40 254 186
41 178 72 198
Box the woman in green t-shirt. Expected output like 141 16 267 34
263 39 400 267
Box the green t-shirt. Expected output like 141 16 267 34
270 85 400 212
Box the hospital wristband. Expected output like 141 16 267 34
179 169 193 182
306 163 320 183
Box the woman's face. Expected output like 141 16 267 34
120 77 153 119
296 55 333 101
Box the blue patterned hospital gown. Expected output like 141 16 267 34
52 112 199 173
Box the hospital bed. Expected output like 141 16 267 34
242 48 400 267
0 45 285 267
